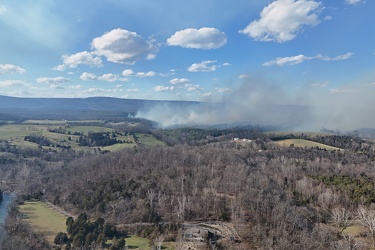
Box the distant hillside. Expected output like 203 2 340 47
0 95 199 121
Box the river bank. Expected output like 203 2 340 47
0 192 16 224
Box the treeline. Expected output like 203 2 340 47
0 113 24 123
77 132 119 147
38 138 375 249
24 134 53 147
53 213 124 249
312 173 375 203
152 126 265 146
5 126 375 248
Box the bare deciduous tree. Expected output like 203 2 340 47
357 205 375 246
331 206 353 232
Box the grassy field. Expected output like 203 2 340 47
267 131 334 137
102 142 136 151
23 120 103 125
0 120 166 152
274 139 344 151
125 236 151 249
66 125 113 134
19 201 67 244
135 133 166 146
0 124 51 140
125 236 175 250
19 201 168 249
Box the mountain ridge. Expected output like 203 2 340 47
0 95 200 120
0 95 199 111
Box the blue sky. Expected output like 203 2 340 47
0 0 374 107
3 0 375 130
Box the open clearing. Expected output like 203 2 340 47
0 121 165 152
125 236 151 249
135 133 167 146
19 201 173 249
125 236 175 250
274 139 344 151
19 201 67 244
267 131 334 137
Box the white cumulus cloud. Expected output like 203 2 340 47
80 72 97 81
263 54 314 66
36 77 69 84
0 80 26 87
98 73 119 82
122 69 134 76
0 64 26 74
263 52 353 66
185 84 203 92
167 27 227 49
92 28 157 64
239 0 322 42
322 52 354 61
170 78 190 84
154 85 176 92
122 69 156 77
80 72 126 82
187 60 217 72
54 51 103 71
126 88 139 92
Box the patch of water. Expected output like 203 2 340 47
0 192 16 225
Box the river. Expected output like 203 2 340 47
0 192 16 225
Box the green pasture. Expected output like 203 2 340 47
22 119 104 125
19 201 67 244
124 235 175 250
0 125 80 150
0 124 50 140
135 133 166 146
274 139 343 151
267 131 334 137
66 125 113 134
23 120 67 125
114 135 135 143
101 143 135 151
124 236 151 249
19 201 164 249
0 123 166 151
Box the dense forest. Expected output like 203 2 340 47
2 120 375 249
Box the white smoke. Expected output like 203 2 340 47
139 76 375 131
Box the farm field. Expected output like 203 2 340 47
124 235 175 250
0 120 165 151
135 133 167 146
23 120 104 125
19 201 67 244
124 236 151 249
19 201 165 249
274 139 344 151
